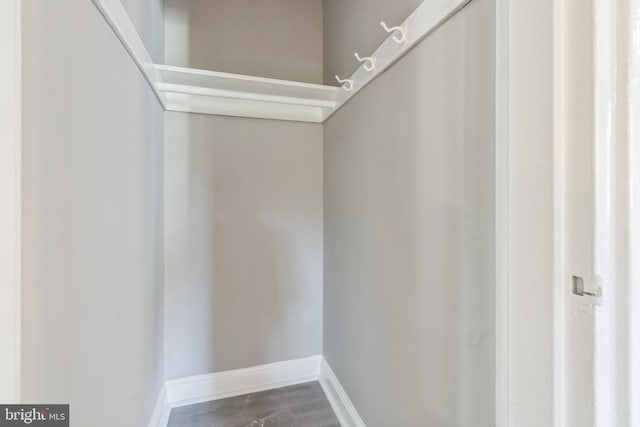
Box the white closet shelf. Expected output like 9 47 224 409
154 65 340 123
93 0 473 123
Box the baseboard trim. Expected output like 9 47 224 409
147 384 169 427
319 359 367 427
166 355 322 407
148 355 365 427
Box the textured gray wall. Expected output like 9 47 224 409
165 0 322 83
322 1 496 425
164 113 323 380
21 0 164 425
322 0 423 85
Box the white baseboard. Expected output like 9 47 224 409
165 355 322 407
147 384 169 427
148 355 365 427
319 358 367 427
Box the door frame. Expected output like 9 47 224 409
628 2 640 423
495 0 559 425
0 0 22 403
592 0 640 424
497 0 640 425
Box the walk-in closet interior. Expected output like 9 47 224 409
20 0 496 425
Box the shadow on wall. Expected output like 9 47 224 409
162 0 324 382
164 0 323 83
21 0 167 425
322 0 495 425
164 113 323 380
164 0 190 66
120 0 165 62
321 0 424 84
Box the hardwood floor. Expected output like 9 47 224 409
167 381 340 427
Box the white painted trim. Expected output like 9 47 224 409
593 0 616 424
163 92 328 123
155 64 338 96
592 0 640 424
90 0 167 107
93 0 474 123
552 0 569 425
628 1 640 424
323 0 473 121
148 356 366 427
154 66 339 122
157 83 336 109
165 355 322 409
318 359 366 427
157 0 474 122
148 385 169 427
0 0 22 404
158 0 474 122
496 0 558 426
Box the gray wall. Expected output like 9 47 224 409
322 1 496 426
164 113 323 380
165 0 323 83
22 0 164 426
322 0 423 85
163 0 324 380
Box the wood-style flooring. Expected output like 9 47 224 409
167 381 340 427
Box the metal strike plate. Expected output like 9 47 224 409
571 275 603 304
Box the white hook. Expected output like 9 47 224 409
380 21 407 44
354 53 376 71
335 75 354 91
